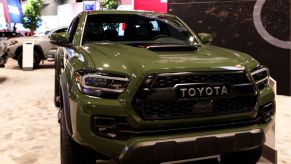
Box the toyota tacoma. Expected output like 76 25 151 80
50 10 275 164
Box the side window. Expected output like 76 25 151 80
84 22 123 42
67 17 79 43
150 21 160 32
55 28 67 33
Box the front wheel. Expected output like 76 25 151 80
17 51 41 69
60 111 97 164
54 55 61 108
220 146 263 164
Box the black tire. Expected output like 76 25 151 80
54 54 61 107
220 146 263 164
17 51 41 69
60 111 96 164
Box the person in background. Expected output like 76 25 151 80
13 23 17 32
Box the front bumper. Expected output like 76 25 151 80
118 129 265 164
69 96 271 162
67 84 274 162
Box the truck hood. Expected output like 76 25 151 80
83 43 258 76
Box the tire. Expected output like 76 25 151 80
17 51 41 69
220 146 263 164
54 55 61 108
60 111 97 164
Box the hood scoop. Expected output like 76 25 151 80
146 45 198 52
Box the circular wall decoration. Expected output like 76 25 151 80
253 0 291 49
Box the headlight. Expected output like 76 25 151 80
75 71 129 98
251 65 270 89
8 40 18 46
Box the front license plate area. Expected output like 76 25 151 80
192 101 213 114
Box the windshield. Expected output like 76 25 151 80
83 14 199 45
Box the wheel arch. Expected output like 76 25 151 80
60 72 73 136
54 51 62 108
14 45 45 60
33 45 45 60
13 46 22 60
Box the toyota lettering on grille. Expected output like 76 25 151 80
176 84 230 98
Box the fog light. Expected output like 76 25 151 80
92 116 118 138
260 102 274 123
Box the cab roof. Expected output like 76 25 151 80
82 10 174 17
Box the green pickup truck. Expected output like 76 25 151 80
51 10 275 164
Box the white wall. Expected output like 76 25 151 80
41 16 58 30
118 0 134 10
0 3 6 30
41 0 134 29
57 2 83 27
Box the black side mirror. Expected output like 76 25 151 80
49 32 71 47
198 33 213 44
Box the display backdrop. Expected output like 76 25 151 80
0 0 22 24
169 0 291 95
6 0 22 23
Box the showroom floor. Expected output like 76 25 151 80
0 60 290 164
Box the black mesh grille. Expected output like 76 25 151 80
133 71 256 120
152 72 250 88
141 97 256 120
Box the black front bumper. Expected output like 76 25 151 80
118 129 265 164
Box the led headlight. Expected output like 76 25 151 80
75 71 129 98
251 65 270 90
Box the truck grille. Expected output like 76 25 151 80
133 71 257 120
152 72 250 88
142 97 256 120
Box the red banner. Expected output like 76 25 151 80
134 0 167 13
1 0 10 23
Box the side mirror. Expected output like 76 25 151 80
198 33 213 44
49 32 71 47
